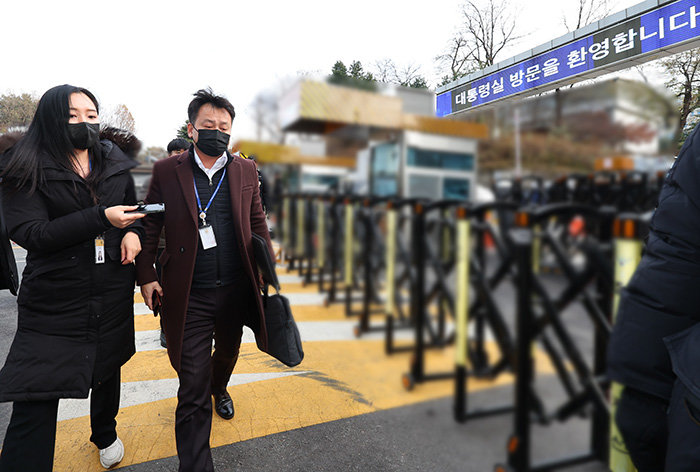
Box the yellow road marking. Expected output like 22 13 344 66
134 304 390 330
55 339 552 471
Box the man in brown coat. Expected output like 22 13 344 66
136 88 273 472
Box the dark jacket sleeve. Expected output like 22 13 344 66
2 185 111 253
134 164 165 286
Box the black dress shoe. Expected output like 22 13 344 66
159 330 167 349
213 391 235 420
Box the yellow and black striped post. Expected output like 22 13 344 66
609 215 644 472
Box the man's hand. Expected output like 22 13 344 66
141 281 163 311
120 232 141 265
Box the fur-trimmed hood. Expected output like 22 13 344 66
0 132 24 156
0 127 142 158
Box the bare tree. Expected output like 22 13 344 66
393 63 426 87
436 0 523 85
373 59 428 87
562 0 611 31
436 35 474 85
660 48 700 148
251 91 283 144
373 58 395 83
102 104 136 133
0 93 37 132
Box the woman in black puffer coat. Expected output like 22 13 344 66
0 85 145 472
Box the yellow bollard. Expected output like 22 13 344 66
609 221 643 472
344 201 354 286
282 197 291 252
455 214 471 370
317 200 326 269
532 223 541 274
385 206 397 317
296 199 305 257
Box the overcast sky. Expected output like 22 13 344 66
1 0 651 149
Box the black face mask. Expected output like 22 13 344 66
68 122 100 150
193 127 230 157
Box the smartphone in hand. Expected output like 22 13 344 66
152 291 162 317
126 203 165 214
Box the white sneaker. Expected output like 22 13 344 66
99 437 124 469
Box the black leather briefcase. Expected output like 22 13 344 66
252 232 303 367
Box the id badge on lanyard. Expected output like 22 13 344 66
194 169 226 251
95 235 105 264
199 225 217 250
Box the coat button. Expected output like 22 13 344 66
179 247 185 253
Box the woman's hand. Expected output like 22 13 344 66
120 231 141 265
105 205 145 228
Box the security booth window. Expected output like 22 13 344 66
407 148 474 171
443 178 470 200
370 142 400 197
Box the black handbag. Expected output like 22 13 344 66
252 233 303 367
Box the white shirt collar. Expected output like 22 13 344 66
193 147 228 180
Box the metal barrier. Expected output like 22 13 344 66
497 203 615 472
278 188 654 471
342 196 367 316
297 194 317 282
453 201 520 422
280 193 299 270
402 200 465 390
321 194 347 305
354 197 391 336
385 198 423 354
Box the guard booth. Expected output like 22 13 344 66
233 139 356 193
368 132 477 200
279 79 487 200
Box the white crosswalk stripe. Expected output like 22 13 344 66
56 371 307 421
134 322 417 352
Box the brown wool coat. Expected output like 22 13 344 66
135 148 273 372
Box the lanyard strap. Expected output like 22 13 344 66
193 168 227 224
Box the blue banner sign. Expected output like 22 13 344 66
437 0 700 117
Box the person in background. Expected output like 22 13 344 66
167 138 190 158
0 84 145 471
136 88 273 472
608 123 700 471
